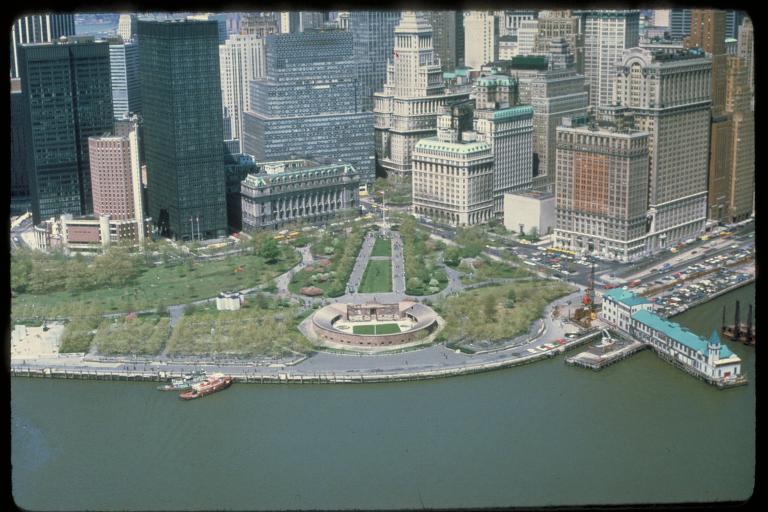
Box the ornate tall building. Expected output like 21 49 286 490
534 10 584 73
737 16 753 95
412 106 494 227
423 11 457 71
374 12 469 178
613 47 712 251
554 116 650 262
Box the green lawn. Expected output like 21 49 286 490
12 247 301 319
370 237 392 257
352 323 401 335
358 260 392 293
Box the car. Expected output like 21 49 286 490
555 338 567 345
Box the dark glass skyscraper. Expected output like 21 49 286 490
138 20 227 239
242 31 375 183
349 10 401 111
17 39 114 223
10 14 76 78
10 79 30 213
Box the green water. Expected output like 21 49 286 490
11 284 755 510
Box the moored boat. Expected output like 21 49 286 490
156 370 207 391
179 373 232 400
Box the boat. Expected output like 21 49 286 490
156 370 207 391
179 373 233 400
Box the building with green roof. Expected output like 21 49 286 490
600 287 743 385
240 159 360 230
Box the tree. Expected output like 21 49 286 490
527 226 539 242
259 237 280 263
483 293 497 321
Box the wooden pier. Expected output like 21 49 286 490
565 335 647 371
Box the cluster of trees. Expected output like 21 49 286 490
59 315 102 353
437 281 574 344
290 227 365 297
399 217 448 295
166 300 312 357
372 177 412 206
443 226 486 267
93 316 170 355
11 247 145 295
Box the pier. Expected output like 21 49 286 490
565 331 647 371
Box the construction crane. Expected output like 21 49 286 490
581 256 596 321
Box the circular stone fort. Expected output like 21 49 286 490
306 301 442 350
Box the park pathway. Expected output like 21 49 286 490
390 232 406 295
346 231 376 295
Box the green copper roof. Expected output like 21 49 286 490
415 137 491 155
631 309 736 359
603 288 650 307
492 105 533 120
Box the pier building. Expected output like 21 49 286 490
600 288 744 385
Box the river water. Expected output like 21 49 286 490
11 284 755 510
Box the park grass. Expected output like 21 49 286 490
165 301 313 357
11 246 300 319
460 256 533 284
370 237 392 257
435 280 575 344
358 259 392 293
352 323 401 335
93 316 170 356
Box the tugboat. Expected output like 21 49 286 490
179 373 233 400
156 370 207 391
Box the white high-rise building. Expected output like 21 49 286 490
117 13 138 41
219 34 267 153
613 47 712 252
374 12 470 177
583 10 640 108
517 19 539 55
463 11 499 69
109 40 141 120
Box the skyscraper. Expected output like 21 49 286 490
374 12 470 178
239 13 278 37
463 11 499 69
554 116 650 261
242 31 375 182
685 10 731 223
613 47 712 250
219 34 267 154
669 9 691 38
117 13 138 41
10 14 75 78
530 38 588 191
473 78 534 214
10 78 30 213
583 10 640 108
350 10 401 111
534 10 584 73
724 55 754 222
423 11 457 71
138 20 227 239
109 39 141 119
88 136 136 220
737 16 753 95
18 39 114 223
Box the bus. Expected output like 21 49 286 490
287 231 300 239
273 234 285 241
546 247 577 257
